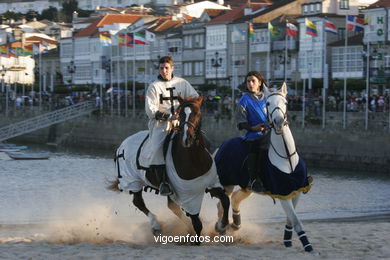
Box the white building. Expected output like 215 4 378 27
0 0 61 14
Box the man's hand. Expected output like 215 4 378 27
155 111 170 121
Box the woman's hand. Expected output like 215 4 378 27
251 123 265 132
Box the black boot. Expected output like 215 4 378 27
155 165 173 196
247 153 265 193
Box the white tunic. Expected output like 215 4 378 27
139 76 198 167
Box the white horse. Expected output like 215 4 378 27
214 83 314 252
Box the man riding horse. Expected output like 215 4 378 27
140 56 199 196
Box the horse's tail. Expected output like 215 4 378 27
106 178 121 192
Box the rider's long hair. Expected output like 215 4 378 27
245 71 266 92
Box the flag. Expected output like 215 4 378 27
232 26 246 42
126 33 134 47
324 18 337 34
305 18 318 36
248 23 255 39
347 15 364 32
0 45 8 56
134 32 147 45
268 22 280 38
145 30 156 42
24 45 33 56
9 47 17 57
16 47 24 56
99 31 112 45
40 41 49 53
118 34 126 46
286 22 298 37
33 44 39 55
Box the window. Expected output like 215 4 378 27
194 61 204 76
61 42 72 58
340 0 349 10
316 3 321 12
194 34 204 48
183 62 192 76
303 4 308 14
184 35 192 48
332 46 363 73
337 28 345 41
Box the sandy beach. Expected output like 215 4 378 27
1 211 389 260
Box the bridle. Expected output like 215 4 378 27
176 103 201 144
266 92 288 130
266 91 296 172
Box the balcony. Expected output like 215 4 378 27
272 40 297 51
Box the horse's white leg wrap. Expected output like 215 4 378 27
148 212 161 236
280 199 303 233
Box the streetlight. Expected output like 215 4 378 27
211 51 222 87
67 60 76 88
278 53 291 82
1 65 8 116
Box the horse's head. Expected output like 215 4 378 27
175 95 203 148
264 83 288 135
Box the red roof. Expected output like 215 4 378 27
74 14 149 38
369 0 390 8
206 4 265 25
25 36 58 45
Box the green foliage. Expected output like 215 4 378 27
2 11 23 21
61 0 78 23
39 7 58 21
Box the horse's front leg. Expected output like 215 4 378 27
187 213 202 245
132 190 162 236
208 187 230 235
230 188 252 230
283 193 301 247
280 197 313 252
167 196 192 232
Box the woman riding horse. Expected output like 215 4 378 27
214 82 314 252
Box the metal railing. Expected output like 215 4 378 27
0 101 97 142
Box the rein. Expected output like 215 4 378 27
267 92 296 172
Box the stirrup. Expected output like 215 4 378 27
159 182 173 196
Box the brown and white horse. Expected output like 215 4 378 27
108 96 229 243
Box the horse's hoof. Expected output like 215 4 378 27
230 222 241 230
214 221 227 235
305 245 313 252
284 241 292 247
152 228 162 236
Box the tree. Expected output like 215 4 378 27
61 0 78 23
39 7 58 21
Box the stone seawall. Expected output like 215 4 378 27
9 113 390 174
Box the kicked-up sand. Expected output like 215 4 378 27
1 202 389 260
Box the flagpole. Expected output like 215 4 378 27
39 45 42 110
110 40 113 116
232 31 236 120
322 19 327 129
284 26 288 83
267 27 271 86
365 41 370 130
125 34 128 117
132 38 136 118
117 36 120 116
302 78 306 128
343 15 348 129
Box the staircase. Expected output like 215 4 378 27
0 101 98 142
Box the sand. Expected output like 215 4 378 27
1 210 389 260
